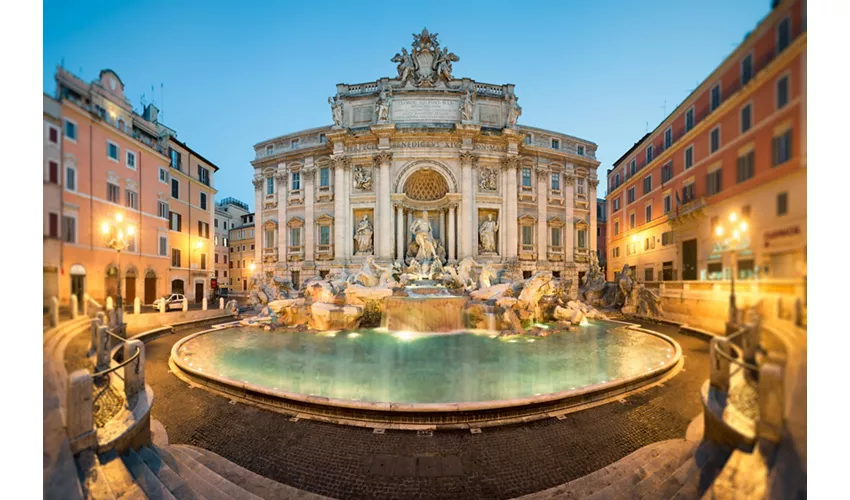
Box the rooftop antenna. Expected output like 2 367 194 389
160 83 164 121
645 121 648 134
661 99 667 117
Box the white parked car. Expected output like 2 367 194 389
154 294 186 311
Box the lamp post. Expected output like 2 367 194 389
714 212 749 332
102 212 135 336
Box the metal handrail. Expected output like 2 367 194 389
714 325 759 373
92 328 141 378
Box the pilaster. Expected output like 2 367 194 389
536 168 548 263
303 158 316 264
590 179 599 258
275 168 288 273
331 156 348 262
375 151 393 260
564 173 576 263
460 152 477 258
252 177 263 270
504 156 519 258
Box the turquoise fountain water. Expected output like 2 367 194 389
176 321 674 404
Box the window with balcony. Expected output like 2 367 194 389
172 248 181 267
198 166 210 186
643 175 652 194
773 129 792 166
664 128 672 149
710 127 721 153
710 83 721 111
777 75 789 109
685 107 694 132
682 183 695 203
521 168 532 188
627 187 635 204
741 104 752 133
171 178 179 199
741 53 753 85
777 16 791 54
737 151 755 183
107 182 120 203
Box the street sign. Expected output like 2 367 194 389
211 279 218 289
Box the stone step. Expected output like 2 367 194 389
98 450 148 499
166 446 265 500
700 449 768 500
643 441 731 500
630 441 699 499
666 442 732 500
137 446 203 500
122 448 179 500
582 440 694 500
179 444 332 499
77 450 117 500
153 445 235 500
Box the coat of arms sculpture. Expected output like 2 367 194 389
391 28 459 88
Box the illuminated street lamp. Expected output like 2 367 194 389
102 212 135 335
714 212 749 331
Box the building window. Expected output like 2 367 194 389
685 145 694 169
48 161 59 184
551 173 560 192
158 201 169 219
551 227 561 247
524 135 532 145
159 167 168 184
48 126 59 144
741 104 752 133
627 187 635 204
682 183 695 203
777 16 791 53
576 177 586 196
198 221 210 239
664 128 672 149
646 145 653 164
318 167 330 188
64 120 77 141
107 141 119 162
125 189 138 209
777 192 788 216
643 175 652 195
551 138 560 149
612 247 620 258
266 145 274 156
200 192 208 210
614 172 621 187
198 166 210 186
645 268 654 282
737 151 755 183
776 75 789 109
773 129 792 166
629 213 636 229
521 168 532 188
319 225 331 246
613 198 620 212
169 211 182 232
65 166 77 191
664 194 672 214
661 162 673 183
614 221 619 236
577 145 584 156
126 150 136 170
169 148 182 170
662 232 673 246
290 227 301 247
710 83 721 111
577 229 587 249
291 172 301 191
266 176 275 196
685 107 694 132
172 248 181 267
706 169 722 196
741 53 753 85
291 138 299 148
62 215 76 243
742 205 751 218
159 235 168 256
645 204 652 223
320 133 327 143
710 127 721 153
48 212 59 238
200 254 207 270
629 159 636 177
265 229 274 248
107 182 120 203
171 178 179 199
521 225 533 245
127 232 137 253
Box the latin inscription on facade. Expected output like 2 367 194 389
391 98 460 122
479 105 501 126
353 105 373 125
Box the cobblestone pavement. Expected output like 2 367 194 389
146 322 710 500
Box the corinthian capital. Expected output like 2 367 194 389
589 179 599 188
301 166 316 180
501 156 520 170
252 178 263 190
274 171 288 184
459 151 477 166
330 156 350 170
373 151 393 166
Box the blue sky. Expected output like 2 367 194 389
43 0 770 209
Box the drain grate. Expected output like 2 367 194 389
470 428 482 434
289 417 299 423
417 430 433 437
555 414 567 420
373 428 386 435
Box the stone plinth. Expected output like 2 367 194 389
309 303 363 330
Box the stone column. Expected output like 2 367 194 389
589 179 599 258
564 173 576 262
460 153 476 258
375 152 393 260
276 169 288 268
303 163 315 264
505 157 519 258
252 177 263 269
332 157 346 262
343 163 352 260
537 168 548 263
448 205 457 262
395 204 404 261
407 210 413 258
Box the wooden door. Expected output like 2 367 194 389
195 282 204 303
145 276 157 304
125 277 136 304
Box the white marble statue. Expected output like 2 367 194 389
354 165 372 191
329 96 343 127
479 262 497 289
479 167 497 192
434 47 459 83
375 87 392 123
409 211 438 261
506 93 522 128
392 48 416 86
460 88 475 121
350 256 381 287
354 215 373 255
478 214 499 254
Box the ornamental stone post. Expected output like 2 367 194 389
70 294 78 319
123 340 145 399
67 369 94 452
89 317 102 354
96 325 111 373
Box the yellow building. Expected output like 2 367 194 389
228 213 256 292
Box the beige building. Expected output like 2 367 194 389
44 94 63 308
250 29 600 289
228 213 256 292
214 197 250 293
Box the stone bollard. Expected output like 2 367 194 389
83 293 90 316
96 326 111 373
49 297 59 327
108 308 118 328
89 317 103 354
70 295 79 319
123 340 145 399
202 298 208 311
134 297 141 315
758 351 786 443
709 337 731 392
67 369 94 452
182 298 188 312
219 298 224 310
159 299 166 314
106 296 114 311
741 318 761 367
794 298 803 327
